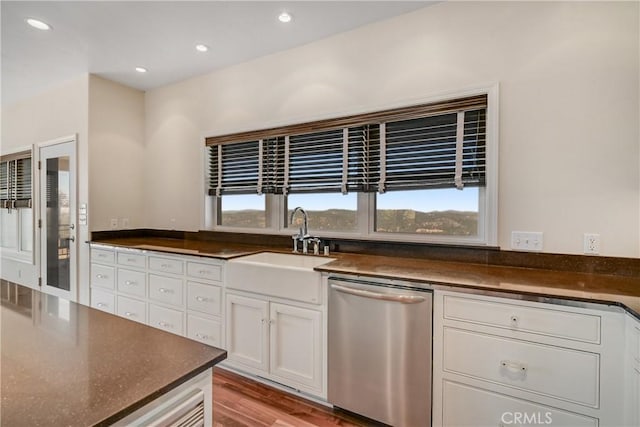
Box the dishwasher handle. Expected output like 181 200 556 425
330 283 426 304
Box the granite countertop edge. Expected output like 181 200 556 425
95 353 227 427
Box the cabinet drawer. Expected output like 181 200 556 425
117 251 146 269
149 274 184 307
187 261 222 282
187 314 222 347
117 268 146 298
442 381 598 427
443 295 601 344
91 289 115 314
149 304 184 335
91 264 115 290
91 248 115 264
187 281 221 316
149 256 184 275
117 296 147 324
443 327 599 408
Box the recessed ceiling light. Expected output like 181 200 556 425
195 44 209 52
135 67 147 73
26 18 51 31
278 12 292 23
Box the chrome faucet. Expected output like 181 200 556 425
290 206 311 253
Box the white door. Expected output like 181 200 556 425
269 302 322 392
39 139 77 301
225 294 268 372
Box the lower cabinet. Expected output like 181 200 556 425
433 290 626 427
225 292 323 396
89 244 225 348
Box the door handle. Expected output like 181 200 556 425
69 224 75 230
330 283 426 304
68 236 75 242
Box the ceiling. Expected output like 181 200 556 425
1 1 431 106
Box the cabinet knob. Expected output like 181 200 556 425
97 303 106 308
124 280 135 286
158 288 173 294
510 315 519 326
96 274 105 279
195 296 209 302
124 311 134 317
158 321 171 328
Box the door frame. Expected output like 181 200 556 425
37 134 78 301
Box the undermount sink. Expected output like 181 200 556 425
226 252 335 304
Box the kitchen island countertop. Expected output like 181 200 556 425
0 281 226 427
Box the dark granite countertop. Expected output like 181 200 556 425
0 282 227 427
91 237 262 259
90 237 640 319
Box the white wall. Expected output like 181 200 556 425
1 75 91 301
88 75 145 232
144 1 639 258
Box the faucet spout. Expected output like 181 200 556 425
290 206 308 237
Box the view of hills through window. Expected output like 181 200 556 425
220 189 479 236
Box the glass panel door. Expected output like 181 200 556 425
40 140 76 301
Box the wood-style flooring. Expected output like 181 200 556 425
213 367 381 427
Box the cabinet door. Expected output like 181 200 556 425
269 302 322 392
226 294 268 372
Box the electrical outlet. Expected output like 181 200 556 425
584 233 600 255
511 231 544 252
110 218 118 230
121 218 130 229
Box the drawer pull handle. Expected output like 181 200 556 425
127 258 136 262
124 311 134 317
158 321 172 328
195 296 210 302
195 333 211 341
96 274 106 279
161 264 170 268
124 280 136 286
199 269 210 275
98 254 107 258
97 303 106 308
158 288 174 294
500 360 527 374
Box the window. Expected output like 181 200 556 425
287 193 358 233
205 91 495 245
0 150 34 258
220 194 266 228
376 188 479 235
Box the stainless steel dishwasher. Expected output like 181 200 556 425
328 276 432 427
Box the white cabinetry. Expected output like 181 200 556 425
225 291 324 397
89 244 224 347
433 290 626 427
626 314 640 426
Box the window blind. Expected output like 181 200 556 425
206 94 487 197
285 127 370 194
0 152 32 209
208 138 284 196
15 158 32 207
372 108 486 192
